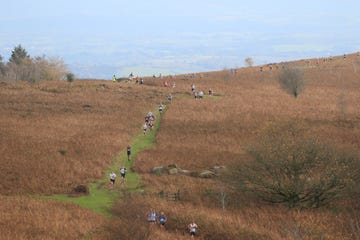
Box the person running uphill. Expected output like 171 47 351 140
158 211 167 229
127 145 131 161
147 209 157 224
109 172 116 188
188 222 198 238
120 167 126 185
143 123 147 135
158 103 163 114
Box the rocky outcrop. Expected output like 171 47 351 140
151 164 226 178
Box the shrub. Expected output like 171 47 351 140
279 67 304 98
66 72 75 83
227 121 359 208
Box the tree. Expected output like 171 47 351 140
32 56 67 81
245 57 254 67
9 44 30 65
279 67 304 98
3 45 68 82
226 121 359 208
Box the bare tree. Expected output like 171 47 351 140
279 67 304 98
32 56 67 81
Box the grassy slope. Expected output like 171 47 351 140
1 53 360 239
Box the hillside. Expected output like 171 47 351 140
0 53 360 239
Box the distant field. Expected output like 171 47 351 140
1 53 360 239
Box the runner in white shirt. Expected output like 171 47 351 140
120 167 126 185
188 222 198 237
143 123 147 135
109 172 116 188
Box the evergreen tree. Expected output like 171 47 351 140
9 44 30 65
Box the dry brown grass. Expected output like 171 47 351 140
0 80 165 195
0 195 108 240
1 53 360 239
108 194 358 240
131 53 360 239
0 80 166 239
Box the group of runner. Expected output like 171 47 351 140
108 145 131 188
112 72 144 84
143 111 156 135
147 209 199 237
191 83 213 99
109 165 127 188
109 88 201 236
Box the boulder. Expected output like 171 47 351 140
211 165 226 174
167 164 178 169
152 166 167 175
168 168 179 175
178 169 191 175
198 170 216 178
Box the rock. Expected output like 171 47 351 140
199 170 216 178
168 168 178 175
167 164 178 169
178 169 191 175
152 166 166 175
211 165 226 174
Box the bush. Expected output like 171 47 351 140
66 72 75 83
279 67 304 98
227 121 359 208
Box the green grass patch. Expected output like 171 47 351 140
50 183 116 216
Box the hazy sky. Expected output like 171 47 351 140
1 0 359 78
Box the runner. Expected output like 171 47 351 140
143 123 148 135
188 222 198 238
109 172 116 188
127 145 131 161
147 209 157 224
158 211 167 229
148 120 154 131
120 167 126 185
158 103 163 114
